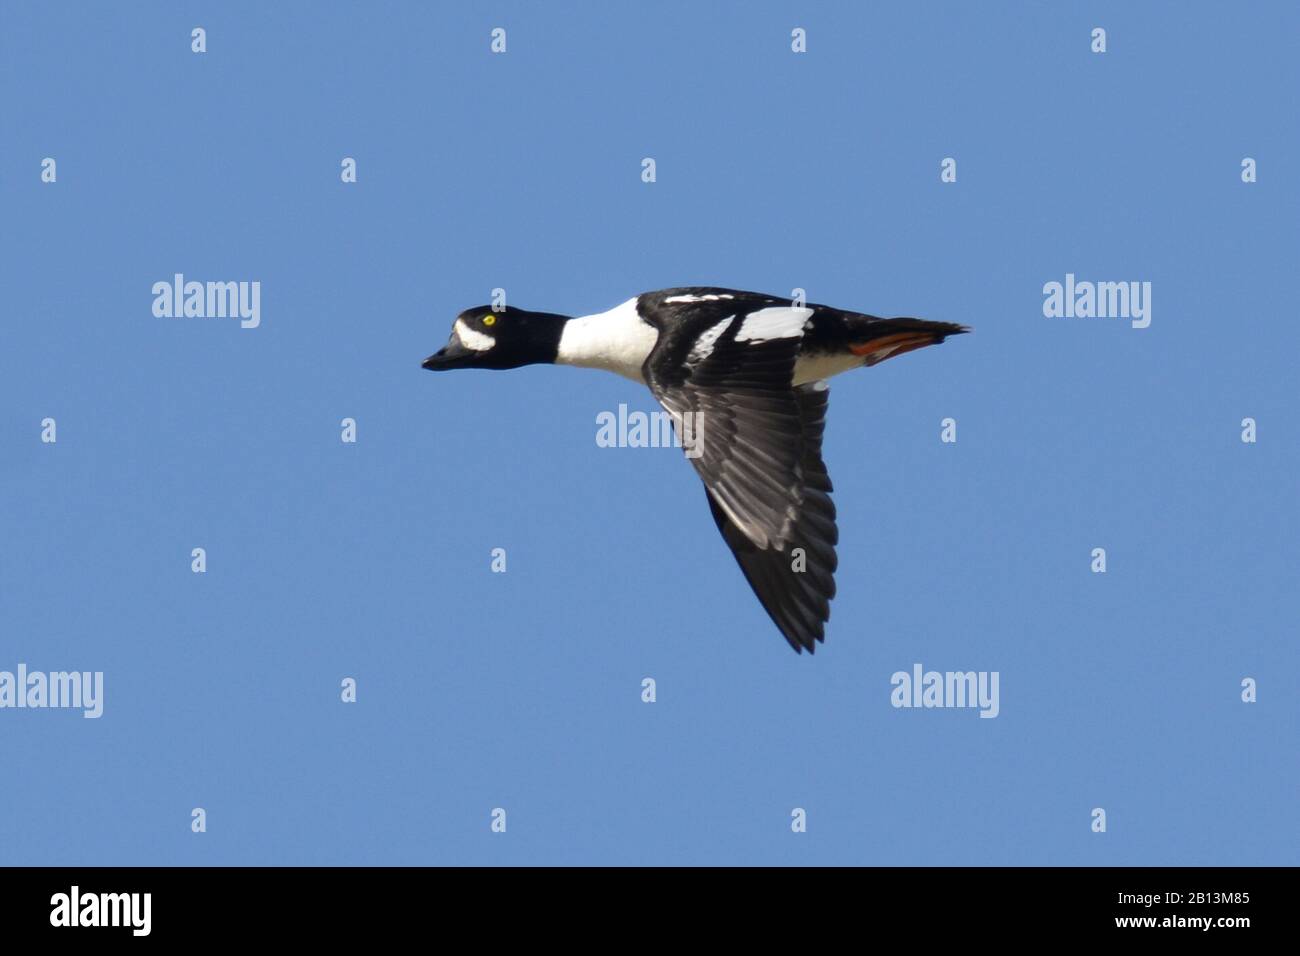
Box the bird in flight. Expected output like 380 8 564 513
423 287 967 653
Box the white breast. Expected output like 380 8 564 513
556 298 659 382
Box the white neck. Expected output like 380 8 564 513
555 298 658 383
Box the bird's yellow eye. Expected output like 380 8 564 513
483 314 497 326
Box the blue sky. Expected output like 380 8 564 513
1 1 1296 865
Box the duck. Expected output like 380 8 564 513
423 287 968 653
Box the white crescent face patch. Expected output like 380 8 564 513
454 318 496 351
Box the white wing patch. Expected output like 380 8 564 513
454 319 496 351
664 293 736 304
688 315 734 364
734 307 813 343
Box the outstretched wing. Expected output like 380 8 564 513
702 382 837 653
643 305 838 652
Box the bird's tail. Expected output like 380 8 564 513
849 317 970 366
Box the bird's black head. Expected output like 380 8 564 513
422 305 570 372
